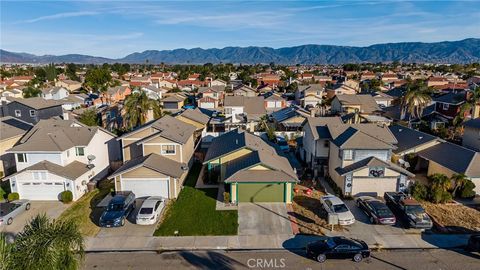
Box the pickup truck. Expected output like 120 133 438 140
384 192 432 229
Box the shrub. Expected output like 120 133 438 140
61 190 73 203
223 192 230 203
410 182 428 201
7 192 19 201
404 153 418 172
429 186 452 204
459 180 476 198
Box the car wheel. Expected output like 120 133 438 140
353 253 363 262
370 216 376 224
25 203 31 211
316 254 327 263
7 217 13 225
121 218 125 226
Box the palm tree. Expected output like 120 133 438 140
451 173 468 197
428 173 452 192
124 91 163 129
400 81 432 125
453 86 480 126
10 214 84 270
0 233 14 270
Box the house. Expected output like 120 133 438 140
41 86 69 100
161 94 186 111
93 86 132 106
203 129 298 203
141 85 168 100
264 93 287 113
55 79 82 92
301 117 344 170
58 94 86 111
176 108 211 137
198 96 218 109
0 117 33 176
463 118 480 151
0 97 64 124
209 79 227 87
427 77 449 87
381 73 399 84
111 115 196 198
331 94 381 116
270 106 309 131
233 85 257 97
295 84 324 108
224 96 265 131
158 79 177 89
326 82 359 99
432 92 468 120
388 125 443 157
371 92 394 108
197 86 224 109
1 88 23 98
327 123 414 196
3 118 118 201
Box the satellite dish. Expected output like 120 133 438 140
87 155 96 161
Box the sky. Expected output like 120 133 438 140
1 1 479 58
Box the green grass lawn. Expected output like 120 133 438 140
58 181 113 236
154 163 238 236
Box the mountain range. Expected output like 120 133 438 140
1 38 479 65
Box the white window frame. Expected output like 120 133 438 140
442 103 449 110
343 150 354 161
14 110 21 117
16 153 27 163
161 145 176 155
75 147 85 156
29 110 36 117
33 172 47 180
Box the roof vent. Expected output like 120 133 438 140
235 139 238 145
398 128 402 132
418 136 423 140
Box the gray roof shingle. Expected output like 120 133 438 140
110 153 186 178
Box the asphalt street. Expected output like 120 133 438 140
84 249 480 270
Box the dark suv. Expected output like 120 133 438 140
99 192 136 227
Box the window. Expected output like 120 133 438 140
224 108 232 114
343 150 353 160
33 172 47 180
161 145 176 155
75 147 85 156
16 153 27 163
324 140 329 147
15 110 21 117
442 103 449 110
29 110 36 117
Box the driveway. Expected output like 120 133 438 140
238 203 292 236
0 201 69 235
96 199 158 238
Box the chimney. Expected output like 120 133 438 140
353 109 360 124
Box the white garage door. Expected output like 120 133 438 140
351 178 397 197
122 179 169 199
19 182 65 201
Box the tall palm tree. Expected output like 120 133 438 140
400 81 432 125
124 91 163 129
429 173 452 192
453 86 480 126
11 214 84 270
451 173 468 196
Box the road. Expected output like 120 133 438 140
84 249 480 270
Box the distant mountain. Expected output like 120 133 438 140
2 38 479 64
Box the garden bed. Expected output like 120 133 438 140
422 202 480 233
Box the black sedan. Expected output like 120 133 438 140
465 234 480 252
306 236 370 263
356 196 396 225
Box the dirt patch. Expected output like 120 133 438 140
422 202 480 233
291 182 341 235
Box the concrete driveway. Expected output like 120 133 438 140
0 201 69 235
96 199 158 238
238 203 292 236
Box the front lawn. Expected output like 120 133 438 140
154 164 238 236
58 181 113 236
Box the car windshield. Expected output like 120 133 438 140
326 237 337 248
333 204 349 213
405 205 424 214
107 203 123 211
140 208 153 214
376 208 392 217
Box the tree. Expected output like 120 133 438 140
400 80 432 125
451 173 468 197
22 86 42 98
428 173 451 192
9 214 84 270
0 233 14 270
44 63 57 82
124 91 162 129
78 109 99 126
65 63 80 81
453 86 480 125
84 67 112 92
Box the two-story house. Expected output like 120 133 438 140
295 84 324 108
432 92 468 120
233 85 257 97
203 129 298 203
197 86 225 109
94 86 132 106
264 93 287 113
224 96 265 131
41 86 70 100
110 115 196 199
0 97 64 124
3 119 118 201
0 116 33 176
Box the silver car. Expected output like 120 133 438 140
136 197 165 225
0 199 31 225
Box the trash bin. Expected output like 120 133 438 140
87 180 97 192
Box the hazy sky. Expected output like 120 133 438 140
1 1 479 58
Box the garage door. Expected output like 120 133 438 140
237 183 285 203
351 178 397 197
122 179 169 199
19 182 65 201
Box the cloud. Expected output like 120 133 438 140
19 11 100 24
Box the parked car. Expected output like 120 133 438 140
0 199 31 225
306 236 370 263
99 192 136 227
384 192 432 229
136 196 165 225
320 195 355 225
356 196 396 225
465 234 480 252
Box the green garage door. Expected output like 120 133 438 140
237 183 285 203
